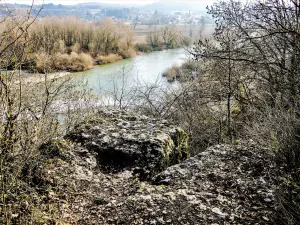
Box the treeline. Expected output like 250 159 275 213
136 26 191 52
19 17 191 73
0 16 191 73
25 17 135 72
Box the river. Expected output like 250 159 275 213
72 48 188 94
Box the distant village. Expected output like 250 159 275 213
2 3 214 26
25 3 213 26
84 8 210 26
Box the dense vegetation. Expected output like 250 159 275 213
154 0 300 223
1 0 300 224
26 17 191 72
26 17 136 72
146 26 191 51
0 15 190 73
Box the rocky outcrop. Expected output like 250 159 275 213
66 110 189 179
151 143 276 224
34 111 278 225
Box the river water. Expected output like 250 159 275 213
72 48 188 94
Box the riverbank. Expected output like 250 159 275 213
162 60 201 82
22 48 188 86
22 71 72 85
71 48 187 95
24 45 186 76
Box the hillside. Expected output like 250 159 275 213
7 110 279 224
142 1 208 13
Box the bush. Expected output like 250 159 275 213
54 52 94 71
180 36 192 47
96 54 122 64
278 173 300 225
245 104 300 224
119 47 136 59
133 79 223 154
181 61 198 71
34 52 54 73
135 43 152 53
274 114 300 225
162 65 181 82
78 52 94 69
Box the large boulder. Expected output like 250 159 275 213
66 110 189 180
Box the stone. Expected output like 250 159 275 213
36 115 278 225
212 207 228 218
66 109 189 180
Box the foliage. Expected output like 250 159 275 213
96 53 122 64
146 25 187 50
135 43 153 53
189 0 300 222
17 17 136 71
0 4 98 224
162 65 181 82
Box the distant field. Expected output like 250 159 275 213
132 24 215 44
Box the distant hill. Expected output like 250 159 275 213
2 3 126 9
1 1 209 12
142 1 209 13
0 1 210 20
74 2 126 9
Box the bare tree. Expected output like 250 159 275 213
191 0 300 223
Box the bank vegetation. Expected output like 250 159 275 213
0 15 191 73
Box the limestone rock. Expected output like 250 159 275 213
35 113 278 225
66 110 189 179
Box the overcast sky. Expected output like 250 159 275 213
5 0 158 5
4 0 210 5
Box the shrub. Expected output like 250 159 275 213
135 43 152 53
96 54 122 64
54 40 67 54
274 114 300 225
78 52 94 69
119 47 136 59
245 105 300 224
34 52 54 73
54 52 94 71
180 36 192 47
181 61 198 71
71 42 81 53
162 65 181 82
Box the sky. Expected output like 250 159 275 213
4 0 210 5
5 0 159 5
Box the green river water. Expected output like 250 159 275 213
72 48 188 94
